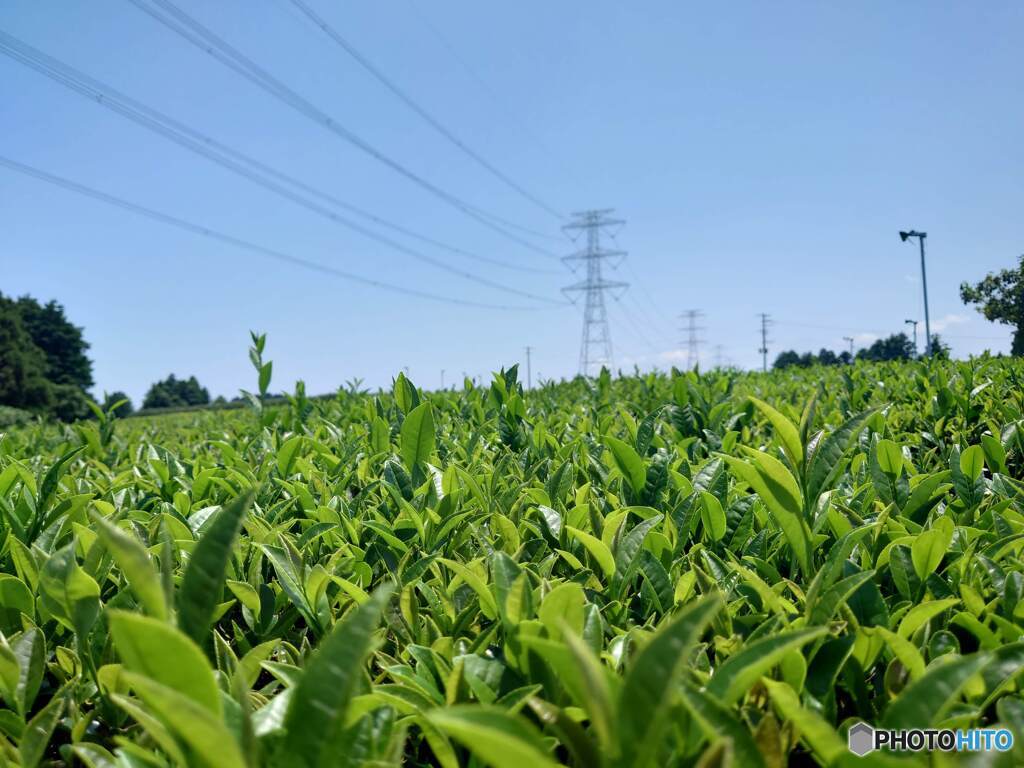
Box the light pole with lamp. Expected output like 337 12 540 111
904 319 919 356
899 231 932 356
843 336 855 361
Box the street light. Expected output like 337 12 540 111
904 319 918 355
899 230 932 356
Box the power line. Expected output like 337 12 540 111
562 210 628 375
603 231 677 345
612 296 659 352
625 293 677 345
626 296 671 347
0 155 557 312
0 31 556 273
125 0 560 258
0 32 565 304
286 0 563 221
614 249 677 343
404 0 580 200
774 318 1007 342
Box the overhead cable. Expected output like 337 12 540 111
0 155 563 312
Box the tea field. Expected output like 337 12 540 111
2 345 1024 767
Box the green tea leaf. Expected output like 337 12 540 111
762 679 845 765
122 672 247 768
426 705 560 768
400 403 436 470
911 516 954 582
178 492 252 644
723 451 812 577
706 626 827 705
605 436 647 495
883 652 991 729
91 512 167 621
749 396 803 470
109 611 220 715
19 691 64 768
617 594 722 764
566 526 616 578
678 680 766 768
960 445 985 481
699 491 727 542
282 585 393 767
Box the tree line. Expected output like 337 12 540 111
3 255 1023 422
774 332 951 370
0 292 212 425
769 254 1024 369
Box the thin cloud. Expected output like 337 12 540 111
658 348 689 363
931 313 969 332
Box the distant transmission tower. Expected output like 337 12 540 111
562 210 628 376
758 313 773 372
713 344 725 369
680 309 705 370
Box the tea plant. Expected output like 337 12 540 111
1 344 1024 766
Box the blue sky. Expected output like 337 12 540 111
3 1 1022 402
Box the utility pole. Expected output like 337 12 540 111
524 346 533 389
440 369 445 389
680 309 705 370
899 231 932 356
562 210 628 376
713 344 725 369
843 336 855 359
757 313 772 372
904 319 919 355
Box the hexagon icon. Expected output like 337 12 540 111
848 722 875 756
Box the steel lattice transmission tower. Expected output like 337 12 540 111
758 313 773 372
680 309 705 370
562 210 628 376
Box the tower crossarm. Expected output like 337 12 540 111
561 248 627 263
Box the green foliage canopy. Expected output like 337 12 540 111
142 374 211 410
961 254 1024 355
0 350 1023 765
0 293 93 420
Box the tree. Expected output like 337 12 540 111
773 350 803 369
0 293 96 422
141 382 174 410
817 348 839 366
50 383 92 423
0 297 54 412
179 376 210 406
929 334 951 359
13 296 93 389
856 333 916 362
774 347 849 369
960 255 1024 355
101 391 134 417
142 374 211 409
